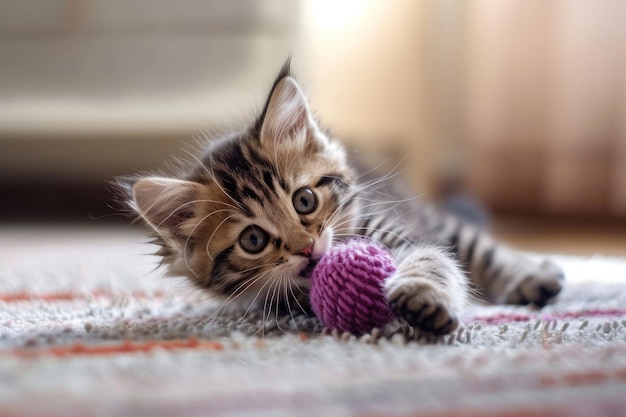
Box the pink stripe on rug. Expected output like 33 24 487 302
467 308 626 325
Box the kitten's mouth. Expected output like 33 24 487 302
299 259 319 278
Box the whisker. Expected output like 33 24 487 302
271 276 304 339
204 214 237 261
223 273 276 341
320 169 409 232
351 154 408 183
209 269 273 323
241 271 279 326
272 277 286 335
239 262 281 275
286 278 308 316
208 262 281 317
182 208 237 278
152 199 238 230
333 226 416 250
329 201 408 231
257 278 280 340
323 189 424 241
217 262 280 308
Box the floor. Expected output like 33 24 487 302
492 217 626 257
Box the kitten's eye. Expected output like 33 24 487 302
238 226 269 254
292 187 318 215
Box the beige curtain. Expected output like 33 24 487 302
461 0 626 217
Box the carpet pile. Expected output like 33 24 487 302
1 225 626 416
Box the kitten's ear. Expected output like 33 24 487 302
132 177 199 237
258 75 314 143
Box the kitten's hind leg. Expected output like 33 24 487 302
488 253 565 307
439 220 565 307
384 246 468 335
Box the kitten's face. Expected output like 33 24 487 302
128 66 357 310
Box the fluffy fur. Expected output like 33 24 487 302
119 60 565 335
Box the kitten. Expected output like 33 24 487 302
120 61 564 335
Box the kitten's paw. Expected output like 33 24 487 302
386 281 460 335
504 259 565 307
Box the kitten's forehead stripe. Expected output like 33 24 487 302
246 144 288 192
241 186 263 204
207 137 294 215
216 170 238 196
245 142 273 168
263 170 275 194
218 140 251 174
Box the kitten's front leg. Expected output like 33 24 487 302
384 246 469 335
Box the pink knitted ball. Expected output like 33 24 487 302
309 238 396 335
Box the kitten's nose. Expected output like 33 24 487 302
296 245 313 258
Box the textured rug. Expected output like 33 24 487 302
1 225 626 416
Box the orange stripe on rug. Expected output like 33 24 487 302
0 289 166 303
4 338 225 358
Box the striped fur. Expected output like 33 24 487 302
123 62 564 334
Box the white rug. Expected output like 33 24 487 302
1 224 626 416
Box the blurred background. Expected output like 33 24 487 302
1 0 625 255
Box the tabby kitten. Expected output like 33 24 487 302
122 61 564 335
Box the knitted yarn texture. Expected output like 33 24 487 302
309 238 396 335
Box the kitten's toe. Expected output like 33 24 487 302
387 284 460 335
505 259 565 307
